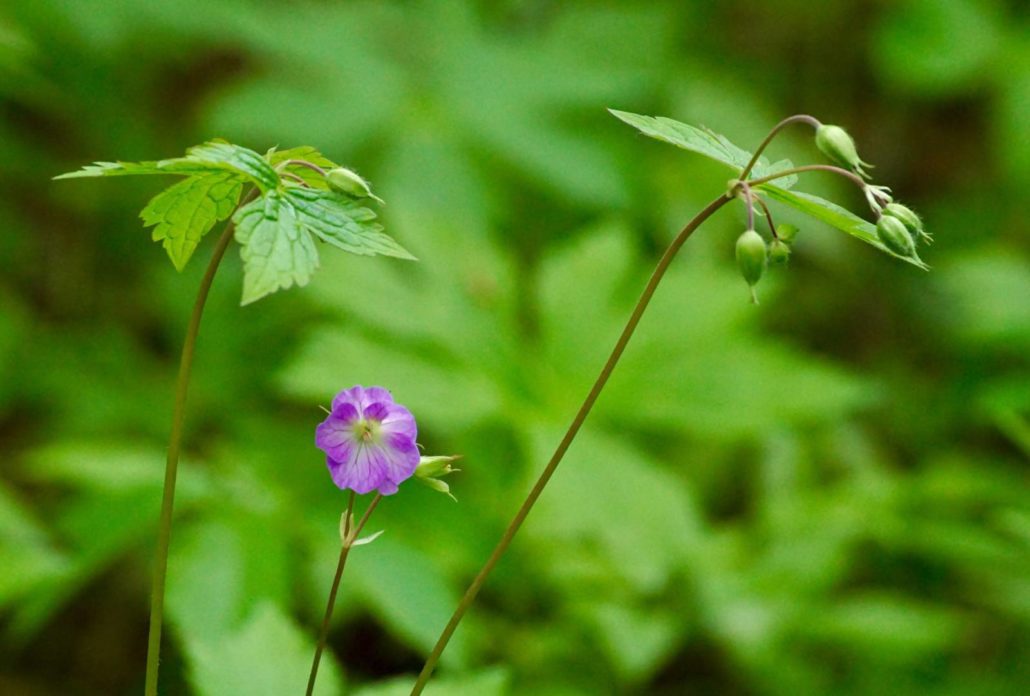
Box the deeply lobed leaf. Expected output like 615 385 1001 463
140 172 244 271
286 187 416 261
233 191 319 305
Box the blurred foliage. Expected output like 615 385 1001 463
1 0 1028 694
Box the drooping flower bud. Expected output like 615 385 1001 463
735 229 767 303
775 223 799 244
882 203 930 244
769 238 791 265
876 215 916 258
815 124 872 179
326 167 384 203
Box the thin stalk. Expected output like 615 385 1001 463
306 493 383 696
742 184 756 231
739 114 821 181
752 195 778 239
144 191 255 696
410 192 733 695
747 163 867 190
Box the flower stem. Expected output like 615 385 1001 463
409 192 733 695
306 493 383 696
739 114 821 181
747 163 867 190
144 192 254 696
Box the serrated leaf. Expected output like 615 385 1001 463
140 172 243 270
267 145 339 188
181 141 280 191
234 191 319 305
609 109 797 186
56 140 280 192
286 187 416 261
760 186 929 269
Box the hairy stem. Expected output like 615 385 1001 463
739 114 821 181
306 493 383 696
409 192 733 695
144 192 254 696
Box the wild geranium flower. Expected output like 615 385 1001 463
315 386 420 495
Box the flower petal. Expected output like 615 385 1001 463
315 405 359 461
378 403 418 441
331 385 395 413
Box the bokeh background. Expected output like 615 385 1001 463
1 1 1028 694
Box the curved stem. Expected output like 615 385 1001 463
752 195 778 238
306 493 383 696
409 193 733 695
287 159 328 177
739 114 821 181
741 184 756 231
747 163 867 191
144 192 254 696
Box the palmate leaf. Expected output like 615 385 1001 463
285 187 416 261
55 140 279 192
140 172 244 271
611 110 928 269
233 191 319 306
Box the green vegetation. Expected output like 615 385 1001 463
0 1 1027 694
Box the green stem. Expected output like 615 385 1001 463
739 114 821 181
409 192 733 695
306 493 383 696
746 163 866 190
144 193 254 696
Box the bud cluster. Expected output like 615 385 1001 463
729 120 929 300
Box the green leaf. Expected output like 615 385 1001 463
56 140 280 192
267 145 339 188
140 172 243 270
760 186 929 269
186 603 344 696
234 191 319 305
352 669 509 696
609 109 797 185
286 187 416 260
182 141 280 191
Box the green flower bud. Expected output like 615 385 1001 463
735 229 767 303
775 223 799 244
326 167 380 201
876 214 916 257
815 124 872 179
882 203 930 244
415 455 461 480
769 238 791 265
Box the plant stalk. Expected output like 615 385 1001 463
739 114 821 181
144 193 253 696
306 493 383 696
409 192 733 695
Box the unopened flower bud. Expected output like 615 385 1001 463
735 229 767 303
882 203 930 244
876 215 916 258
326 167 376 199
815 124 872 179
415 455 461 480
775 223 799 244
769 238 791 265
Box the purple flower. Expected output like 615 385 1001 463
315 386 420 495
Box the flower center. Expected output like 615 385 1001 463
352 418 382 444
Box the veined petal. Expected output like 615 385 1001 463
331 385 395 413
378 403 418 441
315 407 359 461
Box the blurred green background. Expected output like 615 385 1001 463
1 0 1028 694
